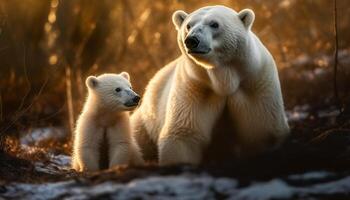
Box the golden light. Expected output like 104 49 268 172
44 22 52 33
279 0 291 9
315 58 328 67
154 32 161 44
51 0 59 8
49 54 58 65
137 9 151 28
48 11 56 24
127 31 137 45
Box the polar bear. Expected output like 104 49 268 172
72 73 144 172
131 5 290 165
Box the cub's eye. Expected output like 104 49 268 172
115 87 121 92
210 21 219 29
186 24 191 30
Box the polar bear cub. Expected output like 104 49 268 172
72 72 144 172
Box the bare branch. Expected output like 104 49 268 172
65 66 75 138
0 72 50 135
0 92 2 122
333 0 341 113
16 44 31 114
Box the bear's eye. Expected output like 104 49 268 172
115 87 121 92
186 24 191 30
210 21 219 29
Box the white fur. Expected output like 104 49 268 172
72 73 143 172
132 6 290 165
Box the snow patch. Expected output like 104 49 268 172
235 179 294 200
34 154 71 175
20 127 66 145
2 174 350 200
286 104 310 122
288 171 335 181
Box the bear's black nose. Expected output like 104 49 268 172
185 36 199 50
133 95 141 103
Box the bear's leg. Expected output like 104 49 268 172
79 147 100 171
109 145 130 167
227 94 290 157
157 86 225 165
131 113 158 161
129 142 145 166
158 133 204 165
131 151 145 166
71 158 81 171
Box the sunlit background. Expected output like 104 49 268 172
0 0 349 155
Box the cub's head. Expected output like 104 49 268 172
172 5 255 69
86 72 140 111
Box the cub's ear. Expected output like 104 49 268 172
86 76 98 89
120 72 130 81
172 10 188 30
238 9 255 30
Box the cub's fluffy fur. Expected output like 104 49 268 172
72 73 143 172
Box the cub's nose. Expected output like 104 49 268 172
185 36 199 50
133 95 141 104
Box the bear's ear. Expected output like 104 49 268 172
238 9 255 30
120 72 130 81
172 10 188 30
86 76 98 89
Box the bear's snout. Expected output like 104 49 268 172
185 36 200 50
132 95 141 104
124 95 140 108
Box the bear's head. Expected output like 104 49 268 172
85 72 140 111
172 5 255 69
